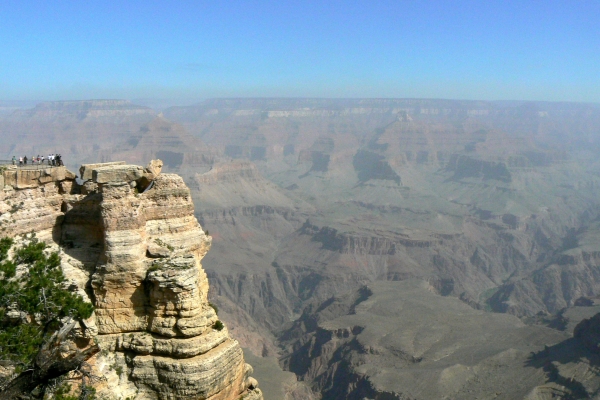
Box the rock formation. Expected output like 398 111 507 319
0 161 262 400
280 280 600 399
5 98 600 397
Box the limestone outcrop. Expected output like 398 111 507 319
0 161 262 400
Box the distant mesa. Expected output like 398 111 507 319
11 99 154 120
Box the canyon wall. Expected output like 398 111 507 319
0 162 262 400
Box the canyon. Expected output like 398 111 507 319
2 98 600 398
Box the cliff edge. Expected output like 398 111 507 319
0 161 262 400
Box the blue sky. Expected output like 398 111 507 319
0 0 599 102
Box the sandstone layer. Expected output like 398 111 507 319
0 161 262 400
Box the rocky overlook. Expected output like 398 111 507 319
0 161 262 400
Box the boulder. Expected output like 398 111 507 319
2 170 16 187
92 165 145 184
135 160 163 192
65 169 77 180
147 242 171 258
145 159 163 176
80 161 126 181
1 166 72 189
16 169 41 189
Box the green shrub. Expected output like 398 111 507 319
0 237 12 261
10 202 24 214
153 238 174 251
0 236 94 371
48 381 97 400
213 320 224 331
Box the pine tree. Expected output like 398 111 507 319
0 235 97 399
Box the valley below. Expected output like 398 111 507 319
3 98 600 399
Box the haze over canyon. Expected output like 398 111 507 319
2 97 600 399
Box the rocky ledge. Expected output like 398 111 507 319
0 161 262 400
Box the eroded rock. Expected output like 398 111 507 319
146 159 163 176
0 161 262 400
93 164 145 184
80 161 126 181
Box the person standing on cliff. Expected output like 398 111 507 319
11 156 15 165
23 156 27 165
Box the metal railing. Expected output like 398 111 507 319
0 160 63 170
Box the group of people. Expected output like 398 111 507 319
11 154 64 167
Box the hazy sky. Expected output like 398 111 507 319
1 0 599 102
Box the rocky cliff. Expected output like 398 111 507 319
0 161 262 400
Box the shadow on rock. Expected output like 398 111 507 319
526 313 600 399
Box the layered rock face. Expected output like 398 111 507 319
110 116 216 172
0 161 261 400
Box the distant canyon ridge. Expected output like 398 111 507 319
2 98 600 399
